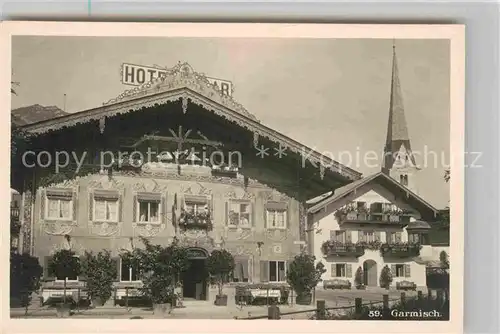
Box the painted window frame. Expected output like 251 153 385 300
93 197 119 223
137 200 161 223
45 196 73 221
227 200 252 228
266 209 287 230
268 260 287 282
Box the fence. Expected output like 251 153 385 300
242 290 449 320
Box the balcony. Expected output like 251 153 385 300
178 210 213 231
321 241 365 257
380 243 421 258
11 206 20 221
335 207 411 225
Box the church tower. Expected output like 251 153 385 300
381 43 420 193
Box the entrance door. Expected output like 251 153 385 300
182 259 207 300
363 260 378 287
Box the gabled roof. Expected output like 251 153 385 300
307 171 439 220
18 62 362 182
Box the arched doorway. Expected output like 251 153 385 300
363 260 378 287
182 247 209 301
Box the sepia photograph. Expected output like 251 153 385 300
4 22 463 331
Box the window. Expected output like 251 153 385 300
232 259 249 282
46 198 72 220
335 264 347 277
266 209 287 229
409 232 429 245
138 201 159 222
400 174 408 186
120 259 140 282
395 264 405 277
387 231 403 243
269 261 286 282
364 231 375 242
94 199 118 222
228 201 252 228
334 231 346 242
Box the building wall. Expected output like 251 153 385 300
33 164 304 284
311 185 428 287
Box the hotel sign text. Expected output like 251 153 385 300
121 63 233 97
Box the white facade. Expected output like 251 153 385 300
310 182 432 288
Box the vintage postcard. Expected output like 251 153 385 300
1 22 464 333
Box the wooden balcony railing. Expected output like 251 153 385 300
380 243 421 258
335 209 411 225
321 241 365 257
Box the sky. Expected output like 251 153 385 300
11 36 450 208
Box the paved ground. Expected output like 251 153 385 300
10 288 422 319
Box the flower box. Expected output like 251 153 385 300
396 280 417 291
323 279 351 290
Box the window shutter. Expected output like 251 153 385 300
408 233 414 243
263 208 267 229
358 230 364 242
225 202 229 226
375 231 381 241
44 256 55 281
330 230 335 240
331 264 336 277
112 257 121 282
391 264 397 275
118 193 123 222
72 191 78 220
404 264 411 277
88 192 93 221
79 256 87 281
260 261 269 282
396 232 402 243
132 195 137 222
346 230 352 243
242 258 249 281
161 195 167 225
40 190 45 220
346 264 352 278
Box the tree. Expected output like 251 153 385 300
444 169 450 183
439 250 449 270
379 265 393 289
286 253 326 305
123 237 190 306
10 252 43 314
81 250 117 306
11 81 19 95
207 249 235 305
354 266 364 288
49 249 81 305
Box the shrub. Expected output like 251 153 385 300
10 252 43 313
49 249 81 304
379 265 392 289
81 250 117 304
123 237 190 305
354 266 364 287
287 253 326 296
207 249 235 296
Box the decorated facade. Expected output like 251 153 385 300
11 62 361 302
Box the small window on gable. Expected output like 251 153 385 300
136 192 162 223
227 200 252 228
93 190 120 222
265 202 288 229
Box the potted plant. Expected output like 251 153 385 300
207 249 235 306
81 250 117 307
49 249 81 318
354 266 365 290
286 253 326 305
379 265 393 290
123 237 190 318
10 251 43 315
